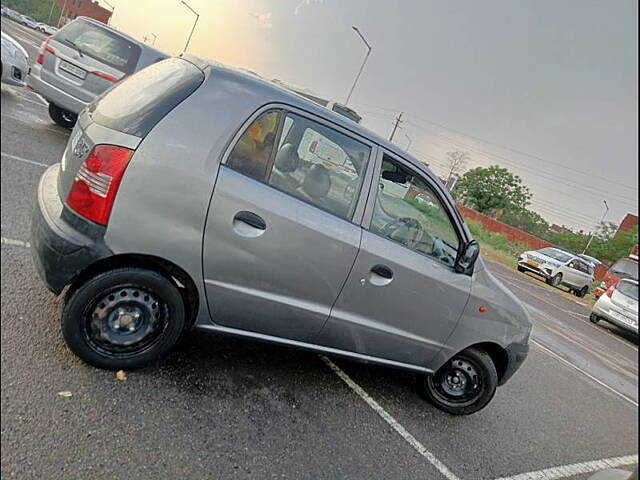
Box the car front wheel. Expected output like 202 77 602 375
418 347 498 415
62 268 186 370
547 273 562 287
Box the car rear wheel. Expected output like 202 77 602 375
590 313 600 324
418 347 498 415
62 268 185 370
48 103 77 129
576 285 589 298
547 273 562 287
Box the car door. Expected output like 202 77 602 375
202 107 375 342
315 150 473 367
565 259 584 287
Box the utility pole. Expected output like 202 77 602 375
47 0 56 24
57 0 68 28
582 200 609 254
389 112 403 142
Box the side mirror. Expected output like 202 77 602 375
382 170 408 184
455 240 480 274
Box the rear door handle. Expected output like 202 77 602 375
234 211 266 230
368 264 394 286
371 264 393 279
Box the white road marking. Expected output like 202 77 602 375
320 355 461 480
493 454 638 480
1 152 48 168
532 340 638 407
1 237 30 248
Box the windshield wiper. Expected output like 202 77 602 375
62 39 84 57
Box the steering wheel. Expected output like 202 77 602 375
432 238 454 265
382 217 423 249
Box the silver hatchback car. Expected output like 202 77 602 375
27 16 167 129
31 57 532 415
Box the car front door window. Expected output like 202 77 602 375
370 155 460 267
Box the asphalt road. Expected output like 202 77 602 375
1 18 638 480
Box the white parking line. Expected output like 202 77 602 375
1 237 30 248
1 152 48 168
320 355 461 480
532 340 638 407
493 454 638 480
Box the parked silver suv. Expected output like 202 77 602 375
30 57 532 415
27 16 167 128
518 247 594 297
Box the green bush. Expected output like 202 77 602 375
466 219 527 258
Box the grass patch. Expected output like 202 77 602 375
466 219 527 268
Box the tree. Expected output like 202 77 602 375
445 151 468 184
500 207 550 237
453 165 532 215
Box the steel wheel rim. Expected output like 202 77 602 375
84 287 169 357
428 357 485 406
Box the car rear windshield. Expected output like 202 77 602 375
54 19 141 74
88 58 205 137
617 280 639 301
610 258 639 280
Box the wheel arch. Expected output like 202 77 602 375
66 253 199 330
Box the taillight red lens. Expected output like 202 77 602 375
66 145 133 226
605 282 618 298
36 37 55 65
91 71 119 83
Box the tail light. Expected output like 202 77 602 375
36 37 55 65
91 71 119 83
66 145 133 226
605 282 618 298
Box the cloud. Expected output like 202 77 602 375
294 0 324 16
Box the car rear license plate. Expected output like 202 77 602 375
59 60 86 79
526 260 539 268
609 310 637 327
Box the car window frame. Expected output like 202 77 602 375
221 103 378 226
362 148 466 269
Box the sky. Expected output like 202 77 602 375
99 0 638 232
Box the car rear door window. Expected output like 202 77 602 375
226 110 371 221
54 19 141 74
370 155 460 267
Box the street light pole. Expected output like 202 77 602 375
181 1 200 54
150 33 157 46
405 134 412 151
583 200 609 254
345 26 372 106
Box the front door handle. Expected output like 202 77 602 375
369 264 393 286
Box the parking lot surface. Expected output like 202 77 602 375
1 18 638 480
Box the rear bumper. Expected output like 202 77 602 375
27 64 88 114
30 164 110 294
499 342 530 386
592 299 638 334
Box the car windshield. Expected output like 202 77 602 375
617 280 639 301
610 258 639 280
538 248 572 263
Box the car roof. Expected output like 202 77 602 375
187 56 437 180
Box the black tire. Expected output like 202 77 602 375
590 313 600 324
48 103 77 129
62 268 185 370
576 285 589 298
546 273 562 287
517 265 525 273
417 347 498 415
